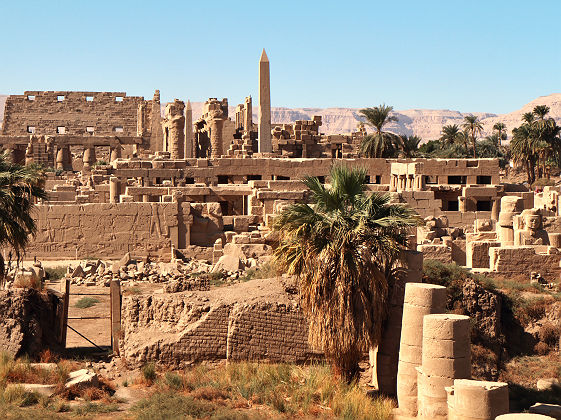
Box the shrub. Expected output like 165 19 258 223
45 266 66 281
142 363 157 383
74 297 99 309
539 323 560 347
534 341 551 355
164 372 183 390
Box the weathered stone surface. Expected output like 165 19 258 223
0 288 57 357
121 277 315 367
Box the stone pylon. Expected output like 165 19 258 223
258 49 272 154
185 100 193 158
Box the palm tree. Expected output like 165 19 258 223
0 153 47 286
273 165 419 380
511 123 536 184
492 122 507 147
439 124 462 149
358 105 399 158
462 115 483 158
397 135 421 158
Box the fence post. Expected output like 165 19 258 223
60 278 70 347
110 280 121 355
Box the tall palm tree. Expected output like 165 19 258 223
439 124 462 149
0 153 47 286
273 165 419 380
462 115 483 158
511 123 536 184
358 105 399 158
397 135 421 158
492 122 507 147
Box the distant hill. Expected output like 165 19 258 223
2 93 560 141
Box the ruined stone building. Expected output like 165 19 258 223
0 49 559 286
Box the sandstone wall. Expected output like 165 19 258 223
2 91 143 136
27 203 180 259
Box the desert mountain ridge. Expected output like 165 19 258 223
1 93 560 141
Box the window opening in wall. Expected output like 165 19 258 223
247 175 262 181
476 175 492 185
276 175 290 180
476 200 492 212
27 126 36 134
185 177 195 184
56 126 66 134
467 160 479 168
114 126 124 133
364 176 371 184
375 175 382 184
86 96 94 102
57 95 65 102
317 176 325 184
217 175 230 184
448 175 467 185
447 200 459 211
27 95 35 101
115 96 123 102
86 126 94 134
425 175 438 184
220 201 230 216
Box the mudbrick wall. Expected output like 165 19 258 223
0 288 60 357
121 278 315 367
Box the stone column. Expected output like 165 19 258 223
82 147 96 173
491 197 501 221
498 196 524 246
417 314 471 420
185 100 193 158
210 118 225 158
258 49 272 153
374 250 423 395
25 141 33 165
496 414 555 419
446 379 509 420
109 177 121 204
110 145 122 162
56 147 65 170
396 283 447 417
459 196 467 212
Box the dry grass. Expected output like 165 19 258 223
129 362 394 419
0 353 70 387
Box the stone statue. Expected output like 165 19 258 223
514 209 550 246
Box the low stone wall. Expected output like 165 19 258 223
0 288 60 357
490 246 561 278
120 278 315 367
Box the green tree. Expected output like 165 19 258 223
273 165 419 380
439 124 462 149
397 135 421 158
358 105 399 158
492 122 507 147
462 115 483 158
0 153 47 285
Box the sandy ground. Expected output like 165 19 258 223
47 281 112 350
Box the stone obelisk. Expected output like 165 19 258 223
185 100 193 158
258 49 272 154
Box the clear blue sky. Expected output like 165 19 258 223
0 0 559 113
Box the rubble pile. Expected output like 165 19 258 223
66 253 214 289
